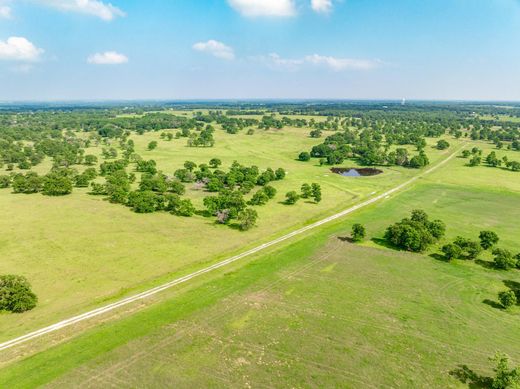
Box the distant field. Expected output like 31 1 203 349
1 144 519 388
0 123 456 341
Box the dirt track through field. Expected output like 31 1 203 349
0 146 463 353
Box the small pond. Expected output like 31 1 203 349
330 167 383 177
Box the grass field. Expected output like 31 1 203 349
0 124 458 342
1 136 519 388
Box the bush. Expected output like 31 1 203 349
0 275 38 313
492 248 517 270
436 139 450 150
441 243 462 260
479 230 499 250
498 290 517 309
298 152 311 161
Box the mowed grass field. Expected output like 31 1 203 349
1 138 519 388
0 123 457 342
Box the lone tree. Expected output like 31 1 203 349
351 223 366 242
0 275 38 313
436 139 450 150
298 151 311 161
498 290 517 309
285 191 300 205
479 230 499 250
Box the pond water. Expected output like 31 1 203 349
330 167 383 177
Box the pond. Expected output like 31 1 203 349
330 167 383 177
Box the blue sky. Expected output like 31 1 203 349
1 0 520 101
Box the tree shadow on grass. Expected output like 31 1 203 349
449 365 493 388
429 253 450 262
482 299 503 310
475 259 495 270
371 237 398 250
338 236 354 243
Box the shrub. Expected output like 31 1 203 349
493 248 517 270
298 152 311 161
498 290 517 309
479 230 499 250
0 275 38 313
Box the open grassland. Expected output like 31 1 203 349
0 124 458 341
1 144 519 388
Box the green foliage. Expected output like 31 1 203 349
479 230 500 250
452 236 482 260
351 223 366 242
498 290 517 309
490 352 520 389
301 183 312 198
492 248 517 270
441 243 462 260
311 183 322 203
12 172 43 194
42 172 73 196
436 139 450 150
238 208 258 231
285 191 300 205
204 190 246 223
147 141 158 151
298 151 311 161
384 209 445 252
0 275 37 313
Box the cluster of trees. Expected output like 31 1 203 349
0 274 37 313
304 130 431 168
384 210 446 252
441 230 519 270
3 168 88 196
462 148 520 171
284 183 322 205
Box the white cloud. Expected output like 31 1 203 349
311 0 332 14
227 0 296 17
0 37 44 61
87 51 128 64
37 0 125 21
254 52 380 72
305 54 379 71
193 40 235 60
0 4 11 19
